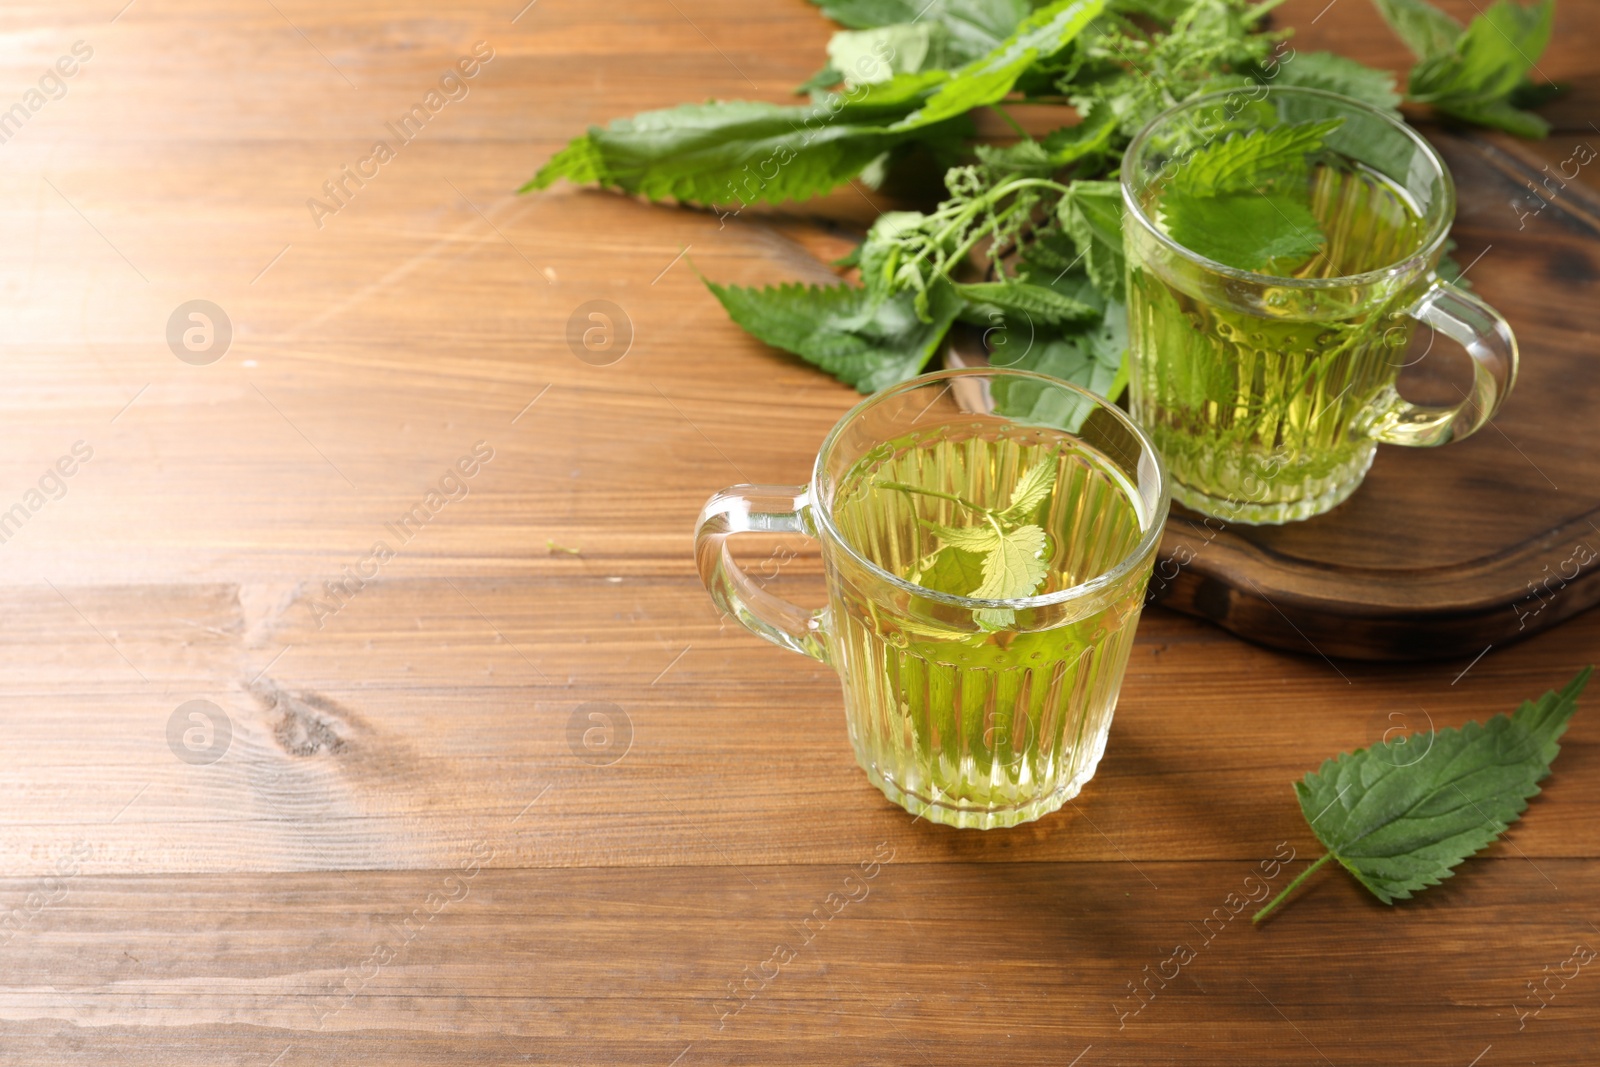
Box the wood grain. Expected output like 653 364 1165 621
0 1 1595 1064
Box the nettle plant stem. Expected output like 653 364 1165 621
897 177 1077 302
874 480 1007 538
1252 851 1332 923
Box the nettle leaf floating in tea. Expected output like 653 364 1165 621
1164 192 1327 274
1168 119 1344 198
886 459 1056 628
973 524 1049 600
999 459 1056 522
1254 667 1592 923
1159 119 1343 273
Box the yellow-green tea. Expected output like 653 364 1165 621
827 421 1151 827
1129 158 1432 523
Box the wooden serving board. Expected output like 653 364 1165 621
1145 128 1600 661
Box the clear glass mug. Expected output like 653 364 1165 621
694 369 1169 829
1121 86 1518 524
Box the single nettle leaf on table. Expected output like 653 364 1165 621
1163 191 1326 273
706 278 959 393
1256 667 1592 922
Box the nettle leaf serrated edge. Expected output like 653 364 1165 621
926 522 1000 552
1002 460 1056 520
704 278 958 393
1169 119 1343 197
954 281 1099 325
1255 666 1592 922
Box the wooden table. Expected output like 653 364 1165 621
1 1 1595 1062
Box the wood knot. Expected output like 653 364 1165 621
247 679 364 758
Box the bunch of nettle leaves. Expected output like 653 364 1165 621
528 0 1556 399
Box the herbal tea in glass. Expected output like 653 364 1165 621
1122 88 1517 524
695 370 1168 829
829 420 1148 826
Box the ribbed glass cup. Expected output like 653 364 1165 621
696 369 1169 829
1121 87 1517 524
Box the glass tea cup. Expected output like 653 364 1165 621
694 369 1168 829
1121 86 1518 524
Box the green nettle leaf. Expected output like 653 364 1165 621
1409 0 1553 103
916 543 989 594
975 139 1057 180
827 23 941 86
1057 180 1126 300
524 83 964 206
1169 119 1343 197
1440 97 1551 139
1164 190 1326 273
886 465 1054 626
1369 0 1465 60
1255 667 1592 923
1271 53 1402 115
954 281 1099 325
807 0 924 27
927 523 1002 552
1002 460 1057 520
1041 103 1120 165
892 0 1108 130
990 300 1128 430
857 210 952 303
796 65 846 94
1157 119 1341 272
974 524 1050 600
1374 0 1556 137
1017 235 1106 307
705 279 959 393
810 0 1033 68
927 0 1034 63
1509 78 1566 110
532 135 605 187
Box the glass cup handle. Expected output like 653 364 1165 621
695 485 830 663
1367 277 1519 448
